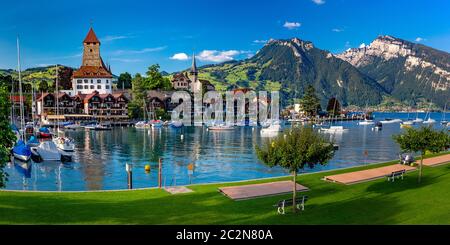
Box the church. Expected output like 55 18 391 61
63 27 114 96
171 54 215 93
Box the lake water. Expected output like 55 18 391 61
4 112 449 191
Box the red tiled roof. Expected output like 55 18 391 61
35 93 50 101
83 27 100 44
83 91 100 103
72 65 113 78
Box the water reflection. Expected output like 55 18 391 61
4 112 449 191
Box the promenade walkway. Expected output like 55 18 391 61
219 181 308 200
421 154 450 167
324 164 416 185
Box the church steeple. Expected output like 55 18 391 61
190 53 198 76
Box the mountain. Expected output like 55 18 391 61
195 38 386 107
337 35 450 107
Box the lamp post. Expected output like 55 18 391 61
126 163 133 189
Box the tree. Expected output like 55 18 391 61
129 73 146 119
118 72 133 89
144 64 172 90
255 126 335 213
38 80 49 92
300 85 321 116
393 126 449 183
57 66 74 90
326 97 341 117
0 86 17 187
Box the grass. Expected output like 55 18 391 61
0 153 449 224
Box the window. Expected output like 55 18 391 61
77 80 82 84
84 85 88 89
106 80 109 84
97 85 101 89
90 49 93 52
84 79 88 83
77 85 83 89
97 79 101 83
90 85 94 89
91 80 93 83
105 85 110 89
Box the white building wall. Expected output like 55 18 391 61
72 77 113 95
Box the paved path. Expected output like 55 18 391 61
420 154 450 167
219 181 308 200
324 164 416 185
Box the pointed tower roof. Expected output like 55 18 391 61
190 53 198 74
83 27 100 44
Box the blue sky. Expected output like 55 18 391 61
0 0 449 75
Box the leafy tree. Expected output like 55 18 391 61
144 64 172 90
38 80 49 92
118 72 133 89
256 126 335 213
393 126 450 183
326 97 341 117
0 86 17 187
155 108 171 121
57 66 74 90
129 73 145 119
300 85 321 116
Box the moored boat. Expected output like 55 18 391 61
12 140 32 162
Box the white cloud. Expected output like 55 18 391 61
111 46 167 55
312 0 325 5
170 53 190 61
415 37 426 42
332 28 343 32
101 35 133 42
197 50 247 63
359 43 367 48
253 40 267 44
283 21 301 30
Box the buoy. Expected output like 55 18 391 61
187 163 194 171
145 165 151 172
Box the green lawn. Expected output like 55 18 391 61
1 154 449 224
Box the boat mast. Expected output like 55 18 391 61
16 36 25 141
55 64 59 132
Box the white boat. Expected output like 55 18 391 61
260 124 282 135
402 120 414 125
207 124 235 131
64 123 81 130
320 126 348 133
423 118 436 124
53 137 75 152
412 118 423 123
31 141 61 161
379 118 402 124
135 121 150 128
170 121 184 128
358 119 374 125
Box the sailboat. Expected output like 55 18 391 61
320 97 348 133
135 99 151 128
441 103 448 125
423 101 436 124
52 65 75 151
11 37 31 162
401 102 415 127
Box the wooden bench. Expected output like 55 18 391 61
387 170 406 182
273 196 308 215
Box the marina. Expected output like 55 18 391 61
4 112 449 191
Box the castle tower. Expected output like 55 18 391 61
82 28 102 67
190 53 202 93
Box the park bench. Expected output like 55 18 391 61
387 170 406 182
274 196 308 215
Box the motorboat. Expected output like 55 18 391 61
207 124 235 131
135 121 151 128
12 140 32 162
64 123 82 130
423 118 436 124
85 123 112 131
358 119 375 125
27 135 40 147
37 127 52 138
31 141 61 161
379 118 402 124
151 120 163 128
319 126 348 133
169 121 184 128
53 136 75 152
260 124 282 135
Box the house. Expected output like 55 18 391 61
171 54 215 93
